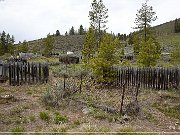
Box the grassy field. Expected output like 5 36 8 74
0 60 179 133
157 33 180 52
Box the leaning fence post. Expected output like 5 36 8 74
25 64 27 83
120 83 126 114
135 83 140 102
39 63 41 83
32 63 34 83
16 62 19 86
9 63 12 85
63 74 66 91
28 62 30 84
79 73 83 93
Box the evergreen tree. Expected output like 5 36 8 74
21 40 29 53
123 34 127 41
32 44 39 53
134 0 157 42
89 0 108 47
78 25 85 35
0 31 15 55
128 33 133 45
117 33 121 40
7 34 15 54
56 30 60 36
69 26 75 35
171 42 180 65
43 34 55 57
11 35 15 44
65 31 68 36
0 41 3 56
90 34 118 83
16 40 29 53
137 37 161 67
1 31 6 54
174 19 180 33
82 27 96 65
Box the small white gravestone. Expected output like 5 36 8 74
67 51 73 55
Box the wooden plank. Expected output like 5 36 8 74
39 63 41 83
25 64 27 83
9 64 12 85
28 62 30 84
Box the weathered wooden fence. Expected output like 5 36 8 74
114 67 180 90
0 62 8 83
9 62 49 86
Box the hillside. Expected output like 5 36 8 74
154 18 180 36
157 33 180 52
19 18 180 55
26 35 85 54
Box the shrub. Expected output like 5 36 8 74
42 79 79 107
39 112 50 121
54 114 68 124
11 127 24 134
138 38 161 67
29 115 36 122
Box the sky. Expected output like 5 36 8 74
0 0 179 43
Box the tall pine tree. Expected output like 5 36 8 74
90 34 119 83
89 0 108 48
82 27 96 65
43 34 55 57
69 26 75 35
134 0 157 42
78 25 85 35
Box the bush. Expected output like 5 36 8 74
42 79 79 107
11 127 24 134
54 114 68 124
42 85 56 106
39 111 50 121
138 38 161 67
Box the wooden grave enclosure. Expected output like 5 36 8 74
8 62 49 86
114 67 180 90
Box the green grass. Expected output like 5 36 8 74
39 111 50 121
121 126 135 132
73 120 81 126
143 109 158 123
0 86 6 93
11 126 25 135
29 115 36 122
29 56 59 63
99 127 111 132
54 113 68 124
157 33 180 47
152 103 180 120
90 107 120 122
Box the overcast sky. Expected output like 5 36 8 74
0 0 179 43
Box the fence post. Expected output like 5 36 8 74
9 63 12 85
64 74 66 91
120 83 126 114
39 63 41 83
135 83 140 102
13 62 16 86
79 73 83 93
31 63 34 83
20 63 23 84
17 63 19 86
35 64 38 83
175 68 179 89
25 64 27 83
28 62 30 84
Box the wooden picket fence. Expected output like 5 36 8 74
114 67 180 90
8 62 49 86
